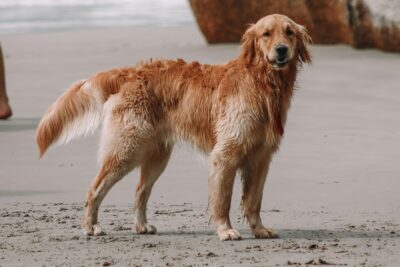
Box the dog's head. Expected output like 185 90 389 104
240 14 312 70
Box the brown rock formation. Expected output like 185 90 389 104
349 0 400 52
189 0 400 52
189 0 311 43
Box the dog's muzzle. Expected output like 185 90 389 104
272 44 289 69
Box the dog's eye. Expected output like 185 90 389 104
263 31 270 37
286 29 294 36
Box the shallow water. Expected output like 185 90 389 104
0 0 195 34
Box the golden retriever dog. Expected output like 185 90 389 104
36 14 311 241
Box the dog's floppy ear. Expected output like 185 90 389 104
240 24 257 66
296 24 312 64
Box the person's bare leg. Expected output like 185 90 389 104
0 44 12 120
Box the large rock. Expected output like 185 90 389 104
189 0 400 52
350 0 400 51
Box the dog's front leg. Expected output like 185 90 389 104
208 150 241 241
241 150 278 239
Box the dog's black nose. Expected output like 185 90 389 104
276 45 288 56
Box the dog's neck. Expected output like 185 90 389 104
243 60 298 96
246 60 299 137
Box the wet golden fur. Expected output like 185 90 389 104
36 14 311 240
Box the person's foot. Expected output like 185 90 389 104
0 101 12 119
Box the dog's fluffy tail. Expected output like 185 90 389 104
36 69 128 157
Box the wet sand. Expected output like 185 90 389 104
0 26 399 266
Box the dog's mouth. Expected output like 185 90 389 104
271 57 289 69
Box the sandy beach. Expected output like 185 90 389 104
0 26 400 266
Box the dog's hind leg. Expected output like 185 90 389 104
134 143 172 234
83 151 137 236
83 105 144 236
241 150 278 239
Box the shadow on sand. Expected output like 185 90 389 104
0 118 39 132
157 228 398 240
0 190 64 197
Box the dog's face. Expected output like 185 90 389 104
241 14 312 70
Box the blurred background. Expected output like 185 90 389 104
1 0 399 52
0 0 195 34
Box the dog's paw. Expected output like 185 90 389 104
136 223 157 234
83 224 106 236
93 224 106 236
217 228 242 241
253 227 278 239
